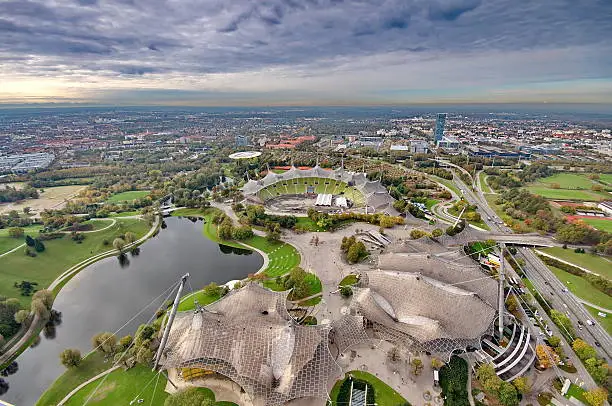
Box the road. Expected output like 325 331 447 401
454 169 612 361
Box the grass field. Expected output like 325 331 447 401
0 224 44 254
538 173 597 189
244 236 301 277
479 172 492 193
105 190 150 203
585 305 612 336
527 173 608 201
108 210 141 217
329 371 408 406
539 247 612 280
547 265 612 310
598 173 612 186
0 218 150 306
580 218 612 233
0 185 88 215
526 186 605 201
36 352 110 406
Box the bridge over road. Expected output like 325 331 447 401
440 228 560 247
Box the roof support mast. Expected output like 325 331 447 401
153 273 190 371
498 245 505 338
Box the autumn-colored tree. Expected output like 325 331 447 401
572 339 597 361
583 388 608 406
512 376 530 394
411 358 423 375
536 344 559 369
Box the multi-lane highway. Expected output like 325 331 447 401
452 169 612 361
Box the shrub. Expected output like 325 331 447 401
440 356 469 406
410 229 428 239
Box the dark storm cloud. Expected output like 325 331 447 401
0 0 611 80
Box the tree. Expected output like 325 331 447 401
411 358 423 375
266 228 281 242
512 376 530 394
505 295 519 313
118 335 133 352
203 282 224 298
136 346 154 365
14 310 29 324
60 348 82 368
476 363 497 384
8 227 24 239
34 238 45 252
339 286 353 297
431 228 443 238
572 339 597 361
548 336 561 348
388 346 401 362
535 344 559 369
164 387 214 406
124 232 136 244
431 358 444 369
232 225 254 240
379 216 396 228
550 309 574 337
498 381 519 406
113 237 126 253
92 332 117 355
346 241 368 264
32 289 53 309
410 229 427 239
583 387 608 406
25 235 35 247
584 358 609 385
30 299 49 319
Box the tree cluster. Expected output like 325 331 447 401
475 363 519 406
0 185 39 203
340 236 369 264
572 339 610 385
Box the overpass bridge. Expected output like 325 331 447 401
437 227 559 247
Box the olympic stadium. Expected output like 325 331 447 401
241 165 396 214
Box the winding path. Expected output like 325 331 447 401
57 366 120 406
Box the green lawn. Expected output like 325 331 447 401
108 210 141 218
178 289 223 311
598 173 612 186
479 172 492 193
526 186 605 202
0 218 150 306
431 174 461 196
585 305 612 336
244 236 301 277
425 198 440 210
447 205 491 230
538 173 596 189
105 190 150 203
539 247 612 280
339 274 359 286
295 216 327 231
547 265 612 310
330 371 408 406
564 383 588 405
580 218 612 233
36 352 110 406
0 224 44 254
78 218 115 231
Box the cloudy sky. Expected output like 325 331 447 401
1 0 611 105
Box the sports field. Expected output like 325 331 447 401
257 177 366 206
580 217 612 233
527 173 608 201
0 185 88 215
105 190 150 203
540 247 612 280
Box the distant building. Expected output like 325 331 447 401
434 113 446 144
437 136 460 151
235 134 248 147
410 140 429 154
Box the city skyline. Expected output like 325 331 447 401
1 0 611 105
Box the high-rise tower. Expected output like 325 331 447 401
434 113 446 144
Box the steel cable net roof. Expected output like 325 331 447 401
377 253 498 307
351 270 496 358
158 283 340 406
241 165 394 210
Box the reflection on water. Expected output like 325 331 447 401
1 216 262 405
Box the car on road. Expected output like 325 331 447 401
562 288 568 293
594 341 601 347
586 319 595 326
